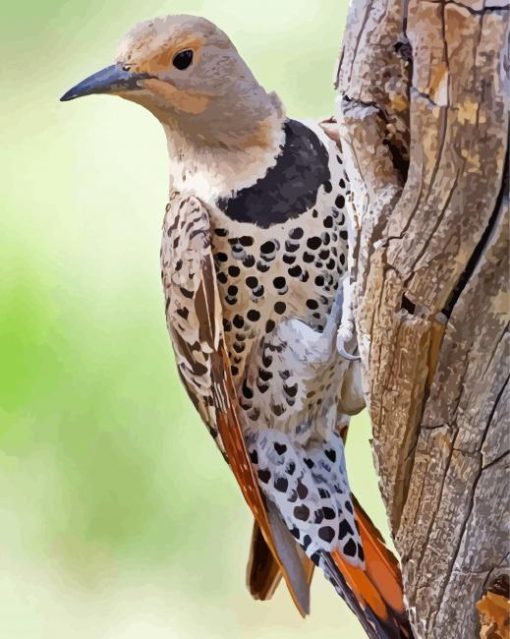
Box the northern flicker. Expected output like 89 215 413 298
61 15 412 639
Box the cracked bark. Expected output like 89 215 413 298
334 1 509 637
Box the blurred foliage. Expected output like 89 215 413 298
0 1 390 637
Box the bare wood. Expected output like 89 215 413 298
335 0 509 636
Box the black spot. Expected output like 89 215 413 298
323 216 333 228
274 442 287 455
246 276 259 289
294 505 310 521
179 287 193 299
340 230 348 241
273 276 286 290
283 254 296 264
223 319 232 332
284 383 298 398
243 255 256 267
232 314 244 329
296 479 308 499
286 462 296 475
257 383 269 394
338 519 354 540
287 489 298 503
247 309 260 322
323 507 336 520
253 285 265 298
228 285 238 296
318 526 335 543
231 365 239 377
310 552 321 565
357 544 365 562
323 180 332 193
217 272 228 284
284 241 300 253
214 228 228 237
257 261 270 273
343 539 357 557
228 265 240 277
302 535 312 550
318 488 330 499
260 240 276 255
233 341 245 353
275 477 289 492
315 275 325 287
325 449 336 463
303 252 314 263
326 259 336 270
242 381 253 399
306 299 319 310
266 319 275 333
307 236 321 250
319 249 330 260
259 368 273 382
288 265 302 278
249 449 258 464
280 370 290 380
240 236 254 246
262 353 273 367
274 301 286 315
272 404 285 417
312 209 318 218
345 501 353 514
289 227 304 240
304 458 314 469
257 469 271 483
339 178 346 188
290 526 300 540
322 233 331 245
335 194 345 208
176 307 188 320
314 510 324 524
216 252 228 262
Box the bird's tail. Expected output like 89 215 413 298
247 495 413 638
323 495 413 639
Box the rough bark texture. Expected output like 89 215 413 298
335 1 509 637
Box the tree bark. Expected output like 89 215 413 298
334 1 509 637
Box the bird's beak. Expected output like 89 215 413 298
60 64 150 102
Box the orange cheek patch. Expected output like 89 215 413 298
144 78 211 115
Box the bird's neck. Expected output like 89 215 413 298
162 88 286 202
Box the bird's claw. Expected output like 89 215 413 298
336 334 360 361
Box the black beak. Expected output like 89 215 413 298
60 64 149 102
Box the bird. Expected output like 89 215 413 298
61 15 412 639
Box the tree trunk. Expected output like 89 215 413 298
334 1 509 637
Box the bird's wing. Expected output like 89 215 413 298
160 193 310 615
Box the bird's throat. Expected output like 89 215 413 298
163 104 286 202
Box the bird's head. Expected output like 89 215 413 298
61 15 282 148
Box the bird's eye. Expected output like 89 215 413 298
172 49 193 70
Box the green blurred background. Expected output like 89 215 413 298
0 2 391 637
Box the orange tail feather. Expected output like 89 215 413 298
328 497 413 638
